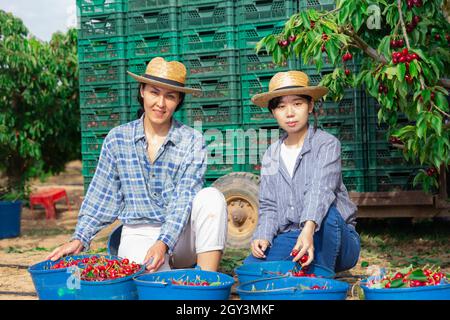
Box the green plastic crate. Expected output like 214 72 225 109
77 0 127 17
78 37 127 62
127 8 178 34
367 141 418 169
242 101 277 125
340 143 366 171
82 153 100 177
80 84 129 110
185 75 241 102
79 60 127 86
342 170 366 192
83 175 93 193
299 0 335 10
315 89 362 122
241 73 272 99
236 0 297 24
316 118 363 144
181 50 239 78
129 0 177 11
81 131 108 154
127 32 178 59
240 48 298 74
181 27 236 53
81 109 130 132
366 168 424 192
237 21 285 50
180 1 235 29
79 13 125 39
177 100 242 127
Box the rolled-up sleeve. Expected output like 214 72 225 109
252 149 279 245
157 135 207 253
72 133 124 250
301 138 341 232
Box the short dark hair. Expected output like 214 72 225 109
136 83 185 119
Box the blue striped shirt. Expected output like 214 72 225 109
253 125 357 244
72 116 207 252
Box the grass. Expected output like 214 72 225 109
21 228 74 237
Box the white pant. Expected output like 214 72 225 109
117 187 228 270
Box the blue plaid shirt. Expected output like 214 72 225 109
72 116 207 253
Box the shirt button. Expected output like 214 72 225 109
153 192 158 197
291 206 294 210
152 174 156 178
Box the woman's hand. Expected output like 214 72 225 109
143 240 168 272
292 220 316 267
46 240 84 261
251 239 270 259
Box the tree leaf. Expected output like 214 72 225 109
397 63 406 82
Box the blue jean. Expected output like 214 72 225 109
243 205 361 273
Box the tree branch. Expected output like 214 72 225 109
344 29 388 64
397 0 411 49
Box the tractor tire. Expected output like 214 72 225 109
212 172 260 249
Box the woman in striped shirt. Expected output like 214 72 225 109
245 71 361 273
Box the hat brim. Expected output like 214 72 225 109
251 86 329 108
127 71 201 94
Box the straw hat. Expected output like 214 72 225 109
251 71 328 108
127 57 200 94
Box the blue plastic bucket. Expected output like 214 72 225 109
28 255 91 300
235 260 335 284
0 201 22 239
236 275 349 300
133 269 235 300
29 255 144 300
361 281 450 300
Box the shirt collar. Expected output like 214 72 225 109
279 124 315 156
133 114 182 146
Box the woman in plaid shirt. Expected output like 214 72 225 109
47 57 228 272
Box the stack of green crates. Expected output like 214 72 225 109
363 93 424 192
177 0 242 179
77 0 419 194
77 0 130 192
127 0 180 118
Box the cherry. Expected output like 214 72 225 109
310 21 315 28
321 44 326 52
291 249 299 257
281 40 289 47
122 258 129 265
405 74 413 84
431 92 435 100
390 39 396 48
413 16 420 25
288 35 296 43
398 39 404 47
435 34 441 41
410 53 419 60
322 33 328 41
385 282 391 288
345 69 351 76
300 254 309 264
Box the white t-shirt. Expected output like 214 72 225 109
280 142 302 178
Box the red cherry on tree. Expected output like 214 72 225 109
288 35 297 43
345 69 351 76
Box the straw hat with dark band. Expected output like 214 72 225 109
127 57 201 94
251 71 329 108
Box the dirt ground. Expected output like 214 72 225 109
0 160 448 300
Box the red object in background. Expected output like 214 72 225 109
29 188 71 219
